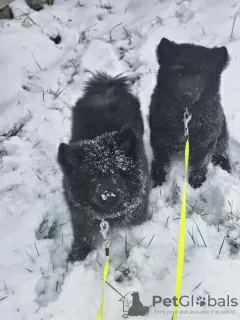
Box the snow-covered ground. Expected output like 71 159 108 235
1 0 240 319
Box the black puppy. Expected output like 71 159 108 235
58 72 150 261
149 37 231 189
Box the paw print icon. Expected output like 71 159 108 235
196 296 206 307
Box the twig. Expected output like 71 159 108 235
105 280 125 298
53 86 67 99
217 235 226 259
136 236 146 246
33 142 40 148
47 107 63 113
192 216 207 247
172 244 177 257
34 243 40 256
31 53 43 71
192 281 202 292
32 167 42 181
125 234 130 259
27 252 35 263
165 216 170 228
172 237 178 245
35 306 41 313
199 188 210 201
28 75 40 80
115 260 126 272
188 230 196 245
0 296 7 301
56 281 59 293
230 13 239 39
109 23 123 43
27 83 43 90
148 234 155 247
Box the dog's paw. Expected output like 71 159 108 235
151 166 167 188
188 172 206 189
212 155 231 173
220 158 231 173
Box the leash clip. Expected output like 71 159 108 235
100 219 109 241
183 108 192 138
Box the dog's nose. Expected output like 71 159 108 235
184 91 192 99
101 191 118 205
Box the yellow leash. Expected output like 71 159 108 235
96 108 191 320
97 220 110 320
172 108 191 320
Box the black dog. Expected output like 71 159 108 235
58 72 150 261
149 37 231 189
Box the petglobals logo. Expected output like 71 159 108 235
152 295 238 308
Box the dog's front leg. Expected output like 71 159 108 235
151 144 172 187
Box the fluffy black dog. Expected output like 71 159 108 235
149 37 231 189
58 72 150 261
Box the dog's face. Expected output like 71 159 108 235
156 38 229 107
160 60 206 105
58 128 142 219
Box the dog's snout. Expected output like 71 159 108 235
101 191 118 205
184 91 192 99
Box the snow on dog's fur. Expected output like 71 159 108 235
57 72 150 262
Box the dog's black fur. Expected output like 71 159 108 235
58 72 150 261
149 37 231 188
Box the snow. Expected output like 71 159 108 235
1 0 240 319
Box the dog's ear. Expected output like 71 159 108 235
114 128 137 159
156 38 179 65
210 46 230 72
57 143 85 173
